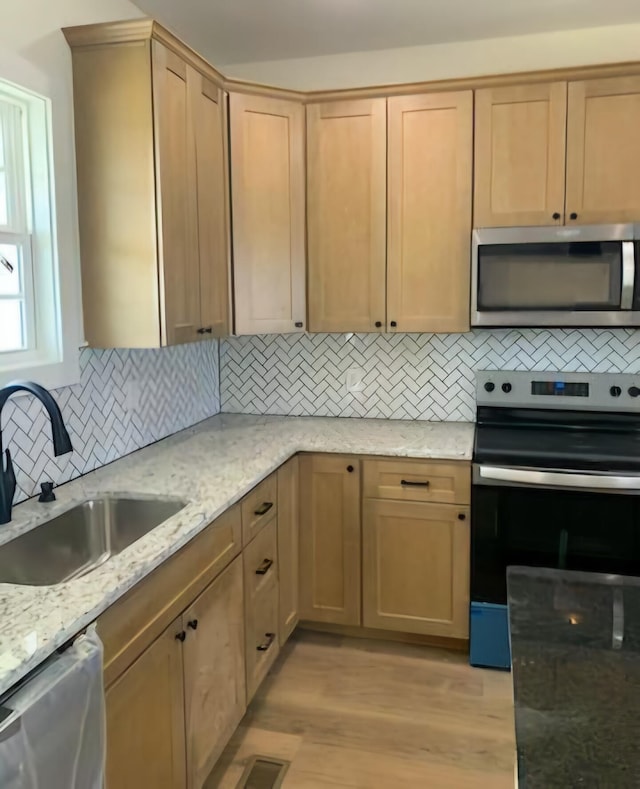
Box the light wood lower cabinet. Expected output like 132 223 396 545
106 620 187 789
299 454 362 625
363 500 470 639
182 557 245 788
243 518 280 701
277 456 299 644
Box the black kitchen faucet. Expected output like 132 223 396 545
0 382 72 525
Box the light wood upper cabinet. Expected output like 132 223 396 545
363 500 470 639
193 72 231 338
387 92 472 333
182 556 245 788
277 456 300 644
65 28 231 347
474 82 567 227
106 621 186 789
307 99 387 332
153 44 200 345
299 454 361 625
229 93 306 335
566 75 640 224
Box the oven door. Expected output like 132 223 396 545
471 225 640 327
472 464 640 606
469 463 640 669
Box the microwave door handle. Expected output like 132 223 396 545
621 241 635 310
478 465 640 491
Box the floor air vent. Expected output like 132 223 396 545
237 756 290 789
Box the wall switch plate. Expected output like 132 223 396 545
346 367 365 394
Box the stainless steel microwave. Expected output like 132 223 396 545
471 224 640 327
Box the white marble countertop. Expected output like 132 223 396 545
0 413 474 697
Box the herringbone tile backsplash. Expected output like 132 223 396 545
5 341 220 504
221 329 640 421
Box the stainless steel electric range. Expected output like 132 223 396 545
471 370 640 670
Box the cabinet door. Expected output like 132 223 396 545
277 455 299 644
105 621 186 789
307 99 387 332
191 70 230 337
474 82 567 227
299 455 361 625
566 75 640 224
229 93 306 334
387 92 472 333
152 42 200 345
363 500 469 639
182 556 246 788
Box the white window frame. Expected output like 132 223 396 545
0 71 80 390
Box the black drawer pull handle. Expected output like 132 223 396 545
257 632 276 652
254 501 273 516
255 558 274 575
400 479 430 487
187 619 198 630
175 631 186 642
294 321 303 328
197 326 213 334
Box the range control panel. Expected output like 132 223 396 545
477 370 640 412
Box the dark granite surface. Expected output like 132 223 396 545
508 566 640 788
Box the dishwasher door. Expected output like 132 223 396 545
0 628 105 789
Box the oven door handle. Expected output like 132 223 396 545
477 465 640 491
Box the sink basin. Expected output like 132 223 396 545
0 496 186 586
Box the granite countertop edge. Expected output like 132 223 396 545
0 413 474 697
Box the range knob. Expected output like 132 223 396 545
629 386 640 398
484 382 495 393
610 386 622 398
502 382 512 394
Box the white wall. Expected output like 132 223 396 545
222 22 640 90
0 0 143 384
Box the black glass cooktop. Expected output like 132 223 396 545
475 407 640 472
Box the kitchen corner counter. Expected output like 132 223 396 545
508 566 640 788
0 414 473 696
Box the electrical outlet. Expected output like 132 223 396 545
124 377 141 413
346 367 365 394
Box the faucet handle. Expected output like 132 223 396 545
38 482 56 503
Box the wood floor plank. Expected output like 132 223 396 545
207 631 516 788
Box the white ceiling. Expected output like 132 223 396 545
133 0 640 66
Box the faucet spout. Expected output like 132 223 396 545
0 381 73 525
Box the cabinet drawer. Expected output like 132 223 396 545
241 474 278 545
363 458 470 504
243 518 278 602
245 583 279 702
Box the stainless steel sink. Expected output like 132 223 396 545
0 496 186 586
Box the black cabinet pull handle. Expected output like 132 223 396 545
197 327 213 335
375 321 382 328
552 212 561 220
295 321 303 328
187 619 198 630
457 513 466 521
347 465 354 473
255 558 274 575
401 479 430 487
569 212 578 220
390 321 397 328
257 633 276 652
254 501 274 516
175 631 186 642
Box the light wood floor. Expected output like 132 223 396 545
206 630 516 788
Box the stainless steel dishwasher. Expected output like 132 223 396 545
0 628 105 789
